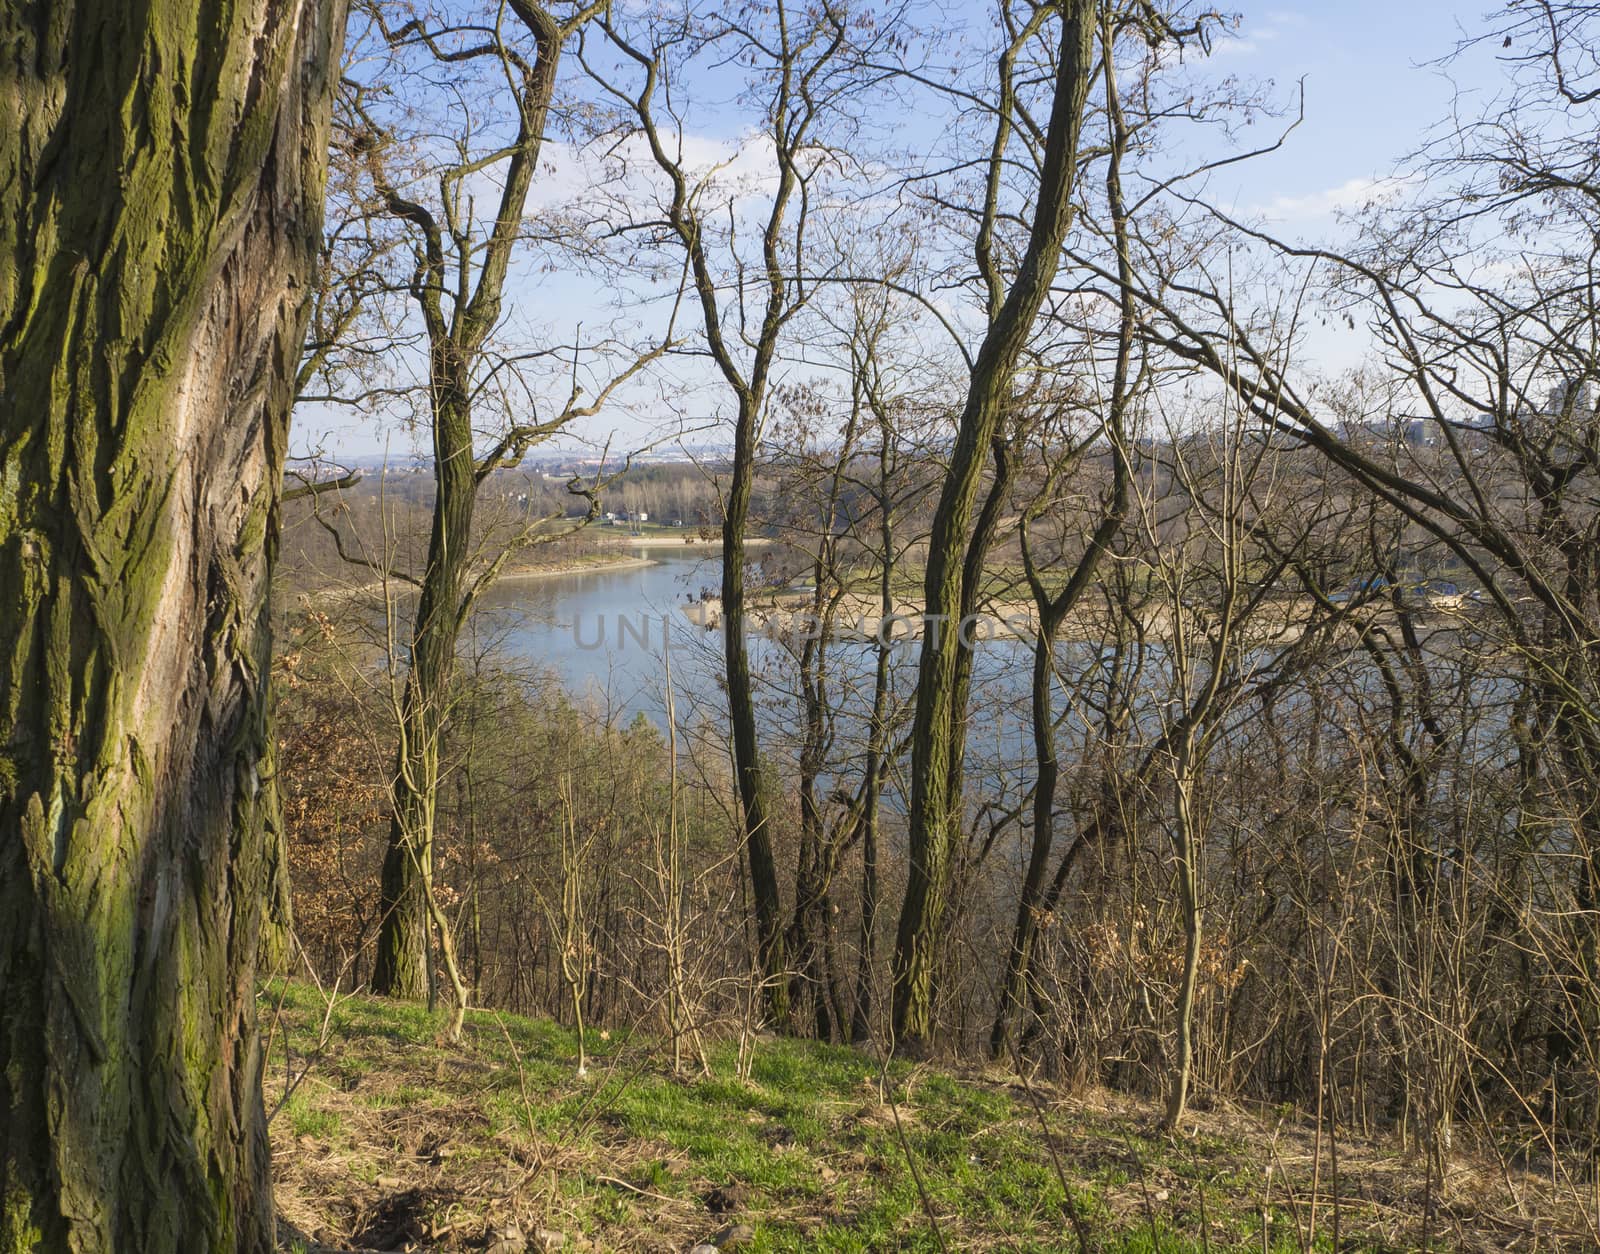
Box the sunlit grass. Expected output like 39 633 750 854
263 979 1579 1252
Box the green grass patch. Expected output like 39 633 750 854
263 980 1587 1252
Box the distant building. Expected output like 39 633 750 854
1547 379 1592 415
1399 418 1433 446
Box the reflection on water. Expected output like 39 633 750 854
462 548 1489 833
467 544 1033 736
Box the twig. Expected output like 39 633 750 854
1007 1041 1099 1252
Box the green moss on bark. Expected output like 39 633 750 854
0 1 346 1248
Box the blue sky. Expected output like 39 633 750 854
292 1 1513 461
1204 3 1503 224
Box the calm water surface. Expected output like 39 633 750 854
471 546 729 724
469 546 1039 791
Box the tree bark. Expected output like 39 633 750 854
592 7 854 1024
991 31 1135 1057
852 416 897 1043
371 384 474 1000
0 1 343 1248
722 401 788 1021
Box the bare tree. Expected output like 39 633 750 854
891 0 1102 1054
989 9 1143 1055
329 0 662 1005
1119 0 1600 1136
582 0 904 1021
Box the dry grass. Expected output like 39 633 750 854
264 982 1597 1252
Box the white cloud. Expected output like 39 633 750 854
1252 174 1417 223
1200 8 1302 60
525 130 788 221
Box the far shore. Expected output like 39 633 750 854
293 537 785 608
616 533 775 548
495 555 656 582
302 552 659 606
684 587 1479 647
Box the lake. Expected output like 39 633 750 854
458 546 1489 827
469 545 725 724
464 546 1079 837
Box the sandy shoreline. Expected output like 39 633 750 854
494 555 656 582
617 534 774 548
685 589 1475 647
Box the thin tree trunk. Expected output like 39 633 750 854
991 30 1135 1056
372 388 474 998
784 480 854 1036
992 633 1062 1058
0 1 343 1247
852 440 896 1043
366 0 571 1003
722 423 788 1021
1165 770 1203 1129
893 0 1098 1053
852 633 892 1043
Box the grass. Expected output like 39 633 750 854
263 981 1590 1252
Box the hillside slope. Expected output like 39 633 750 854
264 982 1588 1252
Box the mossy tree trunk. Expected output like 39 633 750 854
721 398 788 1020
891 0 1098 1054
0 1 343 1249
370 372 476 1001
